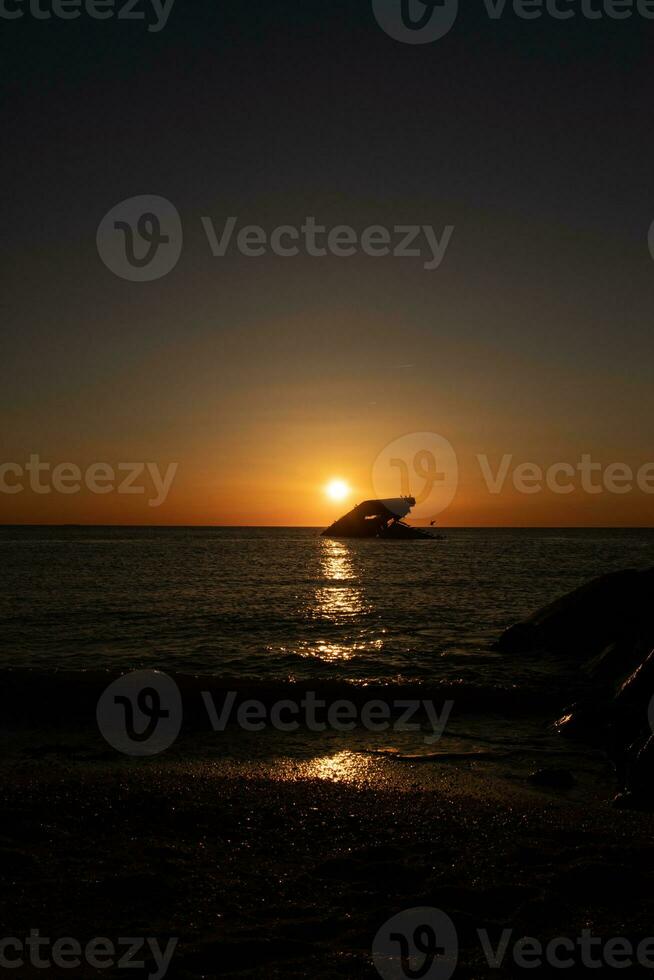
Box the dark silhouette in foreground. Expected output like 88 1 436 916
496 568 654 807
322 496 435 540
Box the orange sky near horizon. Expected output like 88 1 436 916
3 434 654 527
4 310 654 529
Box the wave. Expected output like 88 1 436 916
0 666 564 731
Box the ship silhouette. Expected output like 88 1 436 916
322 496 435 540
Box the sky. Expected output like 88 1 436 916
2 0 653 526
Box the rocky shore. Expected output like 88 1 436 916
496 567 654 806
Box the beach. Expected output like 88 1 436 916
3 719 654 978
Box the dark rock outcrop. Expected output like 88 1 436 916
496 567 654 804
496 568 654 660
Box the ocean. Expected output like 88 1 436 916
3 525 653 789
1 525 653 683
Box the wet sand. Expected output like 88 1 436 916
3 729 654 978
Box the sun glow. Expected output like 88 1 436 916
325 479 350 502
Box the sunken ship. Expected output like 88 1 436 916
322 496 433 540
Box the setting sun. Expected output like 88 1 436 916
325 479 350 502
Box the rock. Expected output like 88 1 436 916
497 568 654 803
553 701 608 740
496 569 654 659
614 647 654 712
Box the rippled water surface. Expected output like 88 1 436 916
1 526 653 691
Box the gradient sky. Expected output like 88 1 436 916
2 1 653 525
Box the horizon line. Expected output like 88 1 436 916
2 523 654 531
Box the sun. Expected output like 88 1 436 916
325 479 350 502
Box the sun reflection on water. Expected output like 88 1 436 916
296 750 378 785
320 538 356 581
314 539 368 619
297 539 374 663
313 586 366 618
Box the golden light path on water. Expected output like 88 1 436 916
320 538 356 582
297 538 379 664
